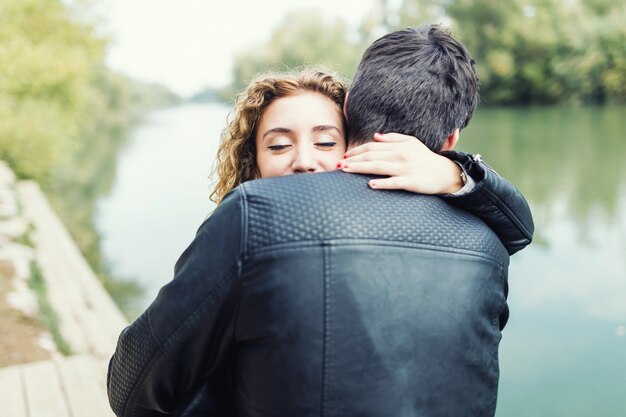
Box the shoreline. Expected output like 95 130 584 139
0 161 126 416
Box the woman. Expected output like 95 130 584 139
211 70 348 203
210 69 531 253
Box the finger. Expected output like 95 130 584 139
339 160 400 176
368 176 410 190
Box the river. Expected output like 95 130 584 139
96 103 626 416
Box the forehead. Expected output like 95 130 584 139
259 92 343 129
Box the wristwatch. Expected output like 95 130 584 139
454 161 468 186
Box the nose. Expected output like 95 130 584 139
292 146 317 173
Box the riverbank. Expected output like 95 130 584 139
0 160 127 416
0 162 55 366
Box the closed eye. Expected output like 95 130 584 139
268 144 291 151
316 141 337 148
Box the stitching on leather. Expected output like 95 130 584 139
126 193 246 416
240 185 249 260
321 244 331 417
116 319 161 417
487 318 501 417
327 244 335 416
126 270 237 417
233 186 247 347
497 265 509 330
161 272 234 353
250 239 507 266
125 350 163 417
483 265 506 417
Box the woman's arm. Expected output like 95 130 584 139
340 133 534 255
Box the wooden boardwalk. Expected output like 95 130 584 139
17 181 128 358
0 354 112 417
0 181 129 417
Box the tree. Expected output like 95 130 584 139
224 9 367 99
0 0 105 181
396 0 626 104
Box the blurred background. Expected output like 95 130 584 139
1 0 625 415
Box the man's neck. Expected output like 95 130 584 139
346 138 371 151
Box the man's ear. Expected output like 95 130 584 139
343 91 349 121
440 128 460 151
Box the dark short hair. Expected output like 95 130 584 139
346 25 479 151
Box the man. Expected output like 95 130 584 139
108 25 533 417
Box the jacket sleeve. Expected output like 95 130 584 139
439 151 534 255
107 188 245 417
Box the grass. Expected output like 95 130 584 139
28 261 72 355
15 223 35 248
14 189 35 248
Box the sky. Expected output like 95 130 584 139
101 0 382 97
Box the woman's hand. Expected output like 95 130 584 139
338 132 464 194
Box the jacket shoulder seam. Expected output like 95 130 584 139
248 239 508 267
240 184 249 260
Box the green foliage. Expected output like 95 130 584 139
0 0 173 317
0 0 180 184
0 0 105 181
16 223 35 248
397 0 626 104
43 66 167 319
227 1 625 105
224 9 368 100
28 261 72 355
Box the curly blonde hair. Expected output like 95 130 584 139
210 70 348 204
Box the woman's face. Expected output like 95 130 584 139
255 92 346 178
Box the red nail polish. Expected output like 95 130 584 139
343 154 347 159
336 162 342 168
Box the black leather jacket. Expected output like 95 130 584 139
440 151 533 255
108 155 533 417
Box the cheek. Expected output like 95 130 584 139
317 147 345 172
255 153 271 178
257 153 290 178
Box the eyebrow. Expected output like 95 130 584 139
261 125 342 141
262 127 291 140
311 125 342 135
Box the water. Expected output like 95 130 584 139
96 104 626 416
96 103 223 305
460 107 626 416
